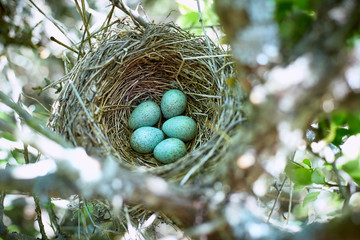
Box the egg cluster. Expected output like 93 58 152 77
128 89 197 164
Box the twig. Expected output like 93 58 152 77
196 0 216 72
287 181 293 225
267 177 287 223
0 90 70 148
111 0 148 28
79 202 90 240
83 199 122 234
21 92 50 113
184 24 221 30
34 196 49 240
24 143 30 164
183 54 231 60
0 192 7 237
332 162 350 211
47 197 68 239
29 0 76 45
50 37 79 54
74 0 92 48
77 14 92 60
102 4 115 38
78 198 81 238
68 81 108 143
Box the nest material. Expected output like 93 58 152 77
50 22 243 184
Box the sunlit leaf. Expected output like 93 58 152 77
303 159 312 168
292 204 309 219
293 184 306 191
285 161 313 186
303 191 320 207
176 12 199 28
339 158 360 185
311 167 325 184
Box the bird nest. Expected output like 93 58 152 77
50 22 244 185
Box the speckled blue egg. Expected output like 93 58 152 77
128 101 161 130
161 89 187 119
130 127 164 153
162 116 197 142
154 138 187 164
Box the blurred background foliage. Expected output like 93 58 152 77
1 0 360 238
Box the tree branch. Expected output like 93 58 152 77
111 0 148 28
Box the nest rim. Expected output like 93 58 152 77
51 22 243 183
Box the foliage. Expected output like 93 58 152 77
176 0 219 34
275 0 317 55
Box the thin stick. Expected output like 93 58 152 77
332 162 350 211
80 206 90 239
69 81 108 142
34 196 49 240
50 37 79 54
29 0 76 45
102 4 116 38
287 181 293 224
77 14 93 60
83 199 122 234
0 91 70 147
267 177 287 223
112 0 148 28
24 143 30 164
47 197 69 239
0 192 7 236
78 198 81 238
183 54 231 60
21 92 50 113
81 0 91 43
74 0 92 48
196 0 216 71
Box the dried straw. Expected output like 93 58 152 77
50 22 244 186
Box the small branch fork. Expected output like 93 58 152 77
111 0 149 28
34 196 49 240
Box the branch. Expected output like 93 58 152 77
111 0 148 28
1 192 35 240
0 138 200 228
0 91 70 148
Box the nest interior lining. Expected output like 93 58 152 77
94 25 225 167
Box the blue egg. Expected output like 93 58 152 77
161 89 187 119
128 101 161 130
154 138 187 164
130 127 164 153
162 116 197 142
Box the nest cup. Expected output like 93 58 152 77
50 22 243 183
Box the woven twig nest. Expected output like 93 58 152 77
50 22 243 185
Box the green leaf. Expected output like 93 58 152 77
348 114 360 134
176 11 199 28
285 161 313 186
332 128 350 146
339 158 360 185
302 159 311 168
0 131 16 141
293 184 306 191
332 111 348 126
294 0 310 10
293 204 309 219
303 192 320 207
311 168 325 184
